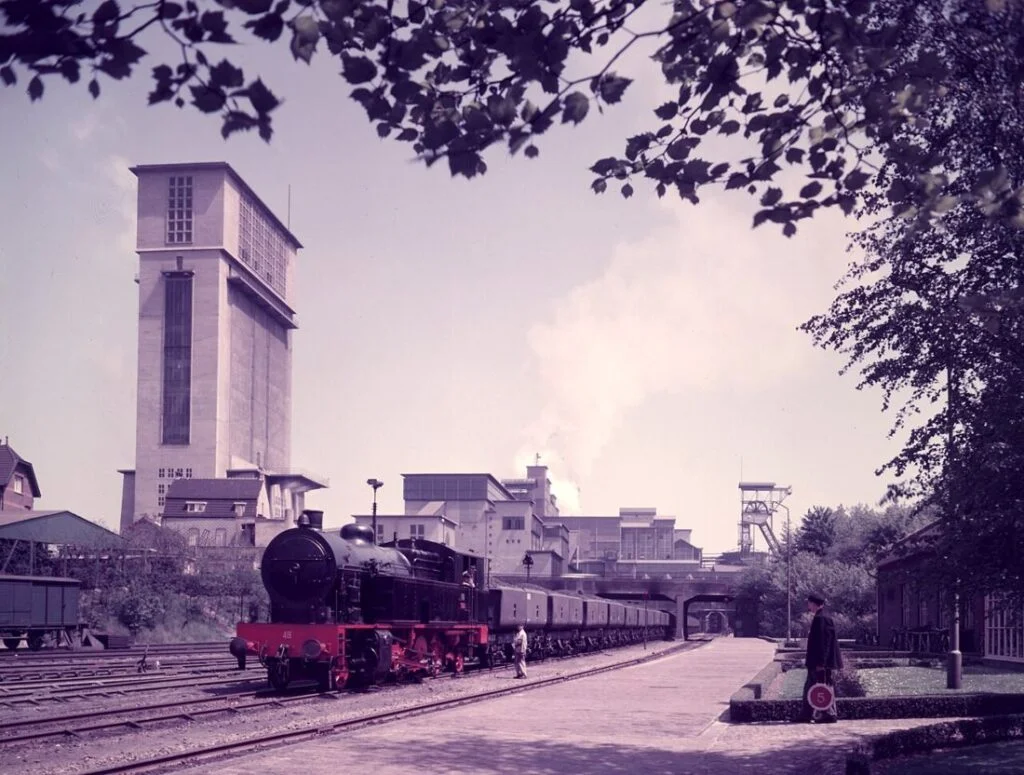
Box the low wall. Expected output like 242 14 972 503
845 713 1024 774
731 690 1024 724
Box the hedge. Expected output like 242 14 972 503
844 713 1024 774
730 692 1024 724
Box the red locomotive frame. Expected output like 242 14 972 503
235 621 489 690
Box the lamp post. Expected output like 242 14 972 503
366 478 383 544
522 553 534 581
778 503 793 646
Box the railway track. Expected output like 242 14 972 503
0 641 225 659
0 661 240 691
73 638 709 775
0 686 322 745
0 669 255 707
0 671 260 707
0 650 228 673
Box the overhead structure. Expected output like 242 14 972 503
737 482 791 556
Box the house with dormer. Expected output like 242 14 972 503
0 437 41 511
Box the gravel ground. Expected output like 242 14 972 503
0 638 695 775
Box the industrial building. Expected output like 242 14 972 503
117 162 326 546
353 464 704 579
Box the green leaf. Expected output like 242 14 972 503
234 0 274 12
760 187 783 206
525 145 539 159
562 92 589 124
210 60 245 90
88 79 100 98
289 15 320 64
597 73 631 104
160 2 184 18
592 178 607 194
245 12 285 41
719 120 740 135
342 54 377 85
725 173 747 190
245 78 279 114
654 101 677 120
800 181 823 198
783 222 796 237
93 0 120 26
190 84 226 113
0 66 16 86
27 76 43 102
844 169 871 191
621 183 633 198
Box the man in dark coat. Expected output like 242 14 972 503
799 592 843 723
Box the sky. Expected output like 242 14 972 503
0 11 907 554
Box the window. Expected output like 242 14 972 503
185 501 207 513
238 194 288 297
502 517 525 531
233 502 246 517
158 496 165 507
214 528 227 547
409 524 425 538
158 468 166 478
187 528 199 546
11 476 22 495
376 523 385 543
162 274 193 444
185 468 192 478
158 484 166 496
167 176 193 244
986 595 1024 662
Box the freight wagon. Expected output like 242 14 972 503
0 574 83 650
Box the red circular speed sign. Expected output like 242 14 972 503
807 682 835 711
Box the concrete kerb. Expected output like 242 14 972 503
729 658 785 703
843 713 1024 774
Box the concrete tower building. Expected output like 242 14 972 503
118 162 325 537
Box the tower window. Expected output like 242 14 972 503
162 274 193 445
166 176 193 244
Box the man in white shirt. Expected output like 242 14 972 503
513 624 528 678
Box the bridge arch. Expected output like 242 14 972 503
682 593 735 640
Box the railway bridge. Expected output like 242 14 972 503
494 571 750 640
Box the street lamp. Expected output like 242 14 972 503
522 553 534 581
366 478 383 544
777 503 793 646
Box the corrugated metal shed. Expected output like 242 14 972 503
0 511 123 546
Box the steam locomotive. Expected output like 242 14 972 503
231 512 674 691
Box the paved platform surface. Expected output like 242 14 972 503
190 638 952 775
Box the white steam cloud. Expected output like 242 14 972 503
518 195 847 515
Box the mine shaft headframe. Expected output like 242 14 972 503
737 481 792 556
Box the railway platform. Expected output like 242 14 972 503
184 638 944 775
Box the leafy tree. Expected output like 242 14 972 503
800 58 1024 599
4 0 1023 232
794 505 836 557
